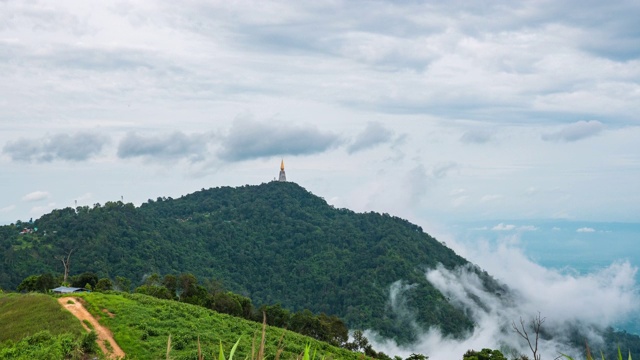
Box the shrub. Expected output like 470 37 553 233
95 278 113 292
80 331 98 354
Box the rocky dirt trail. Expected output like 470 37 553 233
57 297 125 359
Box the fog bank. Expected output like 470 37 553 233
369 235 640 359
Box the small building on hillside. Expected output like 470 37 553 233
51 286 89 294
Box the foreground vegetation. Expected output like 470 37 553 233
12 268 425 359
0 293 83 342
15 271 367 354
70 291 367 360
0 292 427 360
0 293 99 359
1 292 639 360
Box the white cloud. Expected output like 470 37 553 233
577 227 596 233
489 223 537 232
22 191 50 202
471 226 489 231
218 118 342 161
451 196 468 208
492 223 516 231
460 128 496 144
117 131 210 162
4 132 109 162
518 225 538 231
0 205 16 213
542 121 605 142
431 162 458 179
480 194 503 202
348 122 395 154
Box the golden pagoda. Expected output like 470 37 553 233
278 159 286 182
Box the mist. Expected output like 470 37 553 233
368 234 640 359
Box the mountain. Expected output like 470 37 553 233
0 181 501 342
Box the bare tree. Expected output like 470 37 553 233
55 249 74 285
512 312 545 360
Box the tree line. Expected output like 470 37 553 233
13 271 430 360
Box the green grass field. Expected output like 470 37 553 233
0 293 84 342
1 292 366 359
0 293 98 359
71 291 366 360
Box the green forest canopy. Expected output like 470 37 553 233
1 181 503 342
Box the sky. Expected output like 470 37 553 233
1 0 640 226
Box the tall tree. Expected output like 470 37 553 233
55 249 74 285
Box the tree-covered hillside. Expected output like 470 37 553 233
0 181 495 342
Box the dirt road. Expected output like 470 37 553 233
57 297 125 359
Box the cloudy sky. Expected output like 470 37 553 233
1 0 639 226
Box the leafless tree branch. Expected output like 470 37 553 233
512 312 545 360
54 248 74 285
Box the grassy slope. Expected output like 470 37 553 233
0 293 84 342
72 292 366 360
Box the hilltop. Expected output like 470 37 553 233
0 181 502 342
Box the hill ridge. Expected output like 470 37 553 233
1 181 482 342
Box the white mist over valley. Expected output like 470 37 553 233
369 221 640 359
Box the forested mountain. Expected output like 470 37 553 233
0 181 500 342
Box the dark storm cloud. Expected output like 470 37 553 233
218 119 341 161
347 122 395 154
2 132 108 162
541 120 605 142
117 132 210 161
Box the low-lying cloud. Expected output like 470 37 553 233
3 132 109 162
492 223 538 232
369 237 639 359
218 118 341 161
542 120 605 142
460 129 496 144
492 223 517 231
117 131 210 162
22 191 50 202
348 122 395 154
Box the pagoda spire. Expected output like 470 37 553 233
278 159 287 182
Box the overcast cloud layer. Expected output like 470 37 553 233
1 0 639 226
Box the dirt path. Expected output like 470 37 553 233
58 297 125 359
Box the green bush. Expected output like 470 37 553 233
79 330 98 354
463 348 506 360
0 330 93 360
